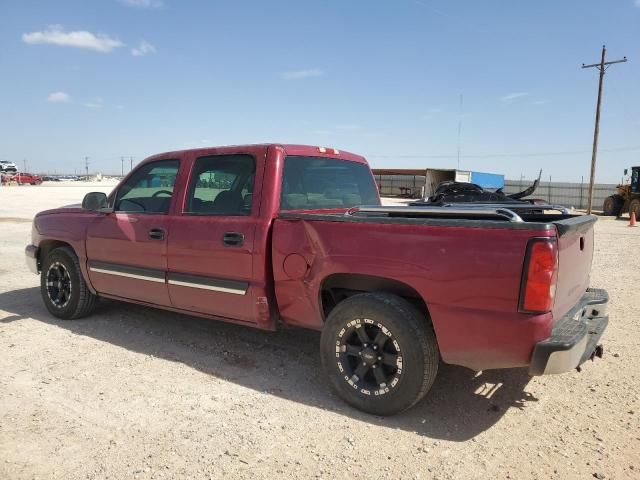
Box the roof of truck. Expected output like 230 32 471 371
144 144 368 165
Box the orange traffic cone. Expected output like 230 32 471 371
630 211 637 227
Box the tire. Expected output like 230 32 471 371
320 293 439 416
630 198 640 220
602 195 624 217
40 247 97 319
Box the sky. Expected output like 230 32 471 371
1 0 639 182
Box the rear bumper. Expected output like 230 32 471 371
25 244 39 274
529 288 609 375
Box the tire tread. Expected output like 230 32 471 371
371 293 439 408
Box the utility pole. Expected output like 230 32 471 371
84 156 90 178
130 156 134 172
23 159 28 172
121 156 125 177
582 45 627 213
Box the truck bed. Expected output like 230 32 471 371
272 206 596 371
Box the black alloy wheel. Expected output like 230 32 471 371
321 293 439 416
40 247 97 319
45 261 72 309
336 319 403 396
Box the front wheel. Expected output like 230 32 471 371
320 293 439 416
629 198 640 220
40 247 97 319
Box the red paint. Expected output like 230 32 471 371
87 213 172 306
29 143 596 372
283 254 309 279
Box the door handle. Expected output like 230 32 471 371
148 228 165 240
223 232 244 247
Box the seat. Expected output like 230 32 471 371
283 193 308 209
211 190 244 214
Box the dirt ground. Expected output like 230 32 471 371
1 183 639 479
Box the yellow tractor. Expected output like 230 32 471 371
603 166 640 217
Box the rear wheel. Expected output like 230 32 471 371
320 293 439 416
629 198 640 220
603 195 624 217
41 247 97 319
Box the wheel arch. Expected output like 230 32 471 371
37 240 96 294
320 273 431 325
38 239 75 264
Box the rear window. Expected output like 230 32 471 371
280 156 380 211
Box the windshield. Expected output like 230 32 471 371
280 156 380 211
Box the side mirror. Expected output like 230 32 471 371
624 169 628 176
82 192 111 212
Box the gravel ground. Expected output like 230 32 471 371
0 184 639 479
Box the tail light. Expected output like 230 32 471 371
519 238 558 313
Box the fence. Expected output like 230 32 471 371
373 173 619 210
373 174 426 198
503 180 618 210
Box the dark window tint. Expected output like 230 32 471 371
280 156 379 211
115 159 179 214
185 154 255 215
632 167 639 193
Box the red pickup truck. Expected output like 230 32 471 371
15 172 43 185
25 144 608 415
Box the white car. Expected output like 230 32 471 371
0 160 17 174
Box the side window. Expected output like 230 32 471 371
115 159 180 214
185 154 256 215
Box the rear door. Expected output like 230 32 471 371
166 147 266 323
86 158 182 306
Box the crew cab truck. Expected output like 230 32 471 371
26 144 609 415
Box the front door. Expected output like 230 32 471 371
86 159 181 306
167 152 260 323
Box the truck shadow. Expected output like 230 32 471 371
0 287 538 441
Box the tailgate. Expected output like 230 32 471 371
551 215 597 321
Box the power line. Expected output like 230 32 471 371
367 145 640 159
582 45 628 214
